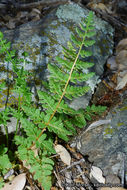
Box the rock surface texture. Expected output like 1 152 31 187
1 2 114 111
76 98 127 183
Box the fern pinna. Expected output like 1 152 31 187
0 12 100 190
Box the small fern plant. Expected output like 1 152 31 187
0 11 106 190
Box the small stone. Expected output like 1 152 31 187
115 50 127 71
107 56 118 71
116 38 127 54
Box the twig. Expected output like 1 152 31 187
0 0 69 10
76 165 94 190
76 165 87 182
54 170 64 190
87 6 127 29
60 158 85 173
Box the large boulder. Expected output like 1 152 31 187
1 2 114 110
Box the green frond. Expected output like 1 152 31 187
79 22 87 31
47 118 72 141
71 72 95 83
63 119 76 134
83 39 95 47
76 27 85 38
38 91 57 111
86 31 96 37
71 34 82 46
58 100 76 115
49 80 63 98
62 46 77 59
48 63 68 83
76 60 94 69
0 11 106 190
74 113 87 128
30 156 54 190
41 140 56 154
80 49 92 58
65 85 90 100
67 41 76 52
55 56 72 70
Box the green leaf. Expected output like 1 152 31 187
80 50 92 58
22 51 29 57
0 31 3 39
86 31 96 37
83 40 95 47
41 140 55 154
0 153 12 175
71 34 82 46
76 27 84 38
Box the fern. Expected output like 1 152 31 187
0 11 106 190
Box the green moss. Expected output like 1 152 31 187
120 106 127 111
117 122 124 127
104 125 114 136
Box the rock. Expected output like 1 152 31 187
107 56 117 71
76 98 127 183
115 50 127 71
116 0 127 14
2 2 114 108
116 38 127 54
105 174 120 184
0 2 114 133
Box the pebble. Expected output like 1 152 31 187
116 38 127 54
115 50 127 71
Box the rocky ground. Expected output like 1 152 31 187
0 0 127 190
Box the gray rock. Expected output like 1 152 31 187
1 2 114 111
76 98 127 183
0 2 114 135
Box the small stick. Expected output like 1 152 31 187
60 158 85 173
76 165 94 190
54 170 64 190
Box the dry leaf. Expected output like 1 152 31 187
54 144 71 165
90 166 105 184
1 173 26 190
116 73 127 90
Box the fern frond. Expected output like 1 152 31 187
62 46 77 59
55 56 72 70
65 85 90 100
48 63 68 83
83 39 95 47
76 60 94 69
71 71 95 83
38 91 57 112
47 118 72 141
71 34 82 47
80 49 92 58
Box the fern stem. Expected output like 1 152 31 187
29 20 90 149
15 93 21 136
